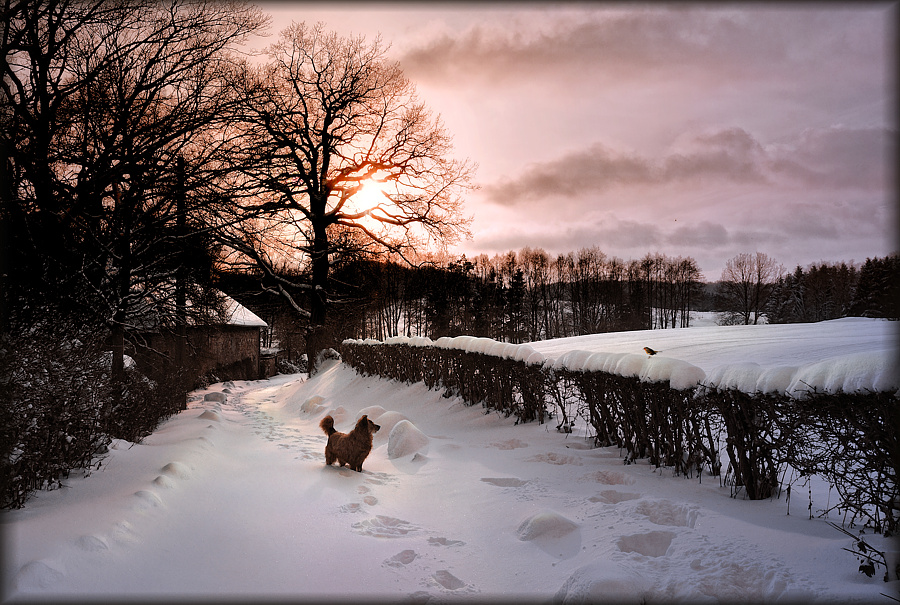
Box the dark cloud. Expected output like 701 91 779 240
483 125 892 207
481 143 653 205
667 221 729 247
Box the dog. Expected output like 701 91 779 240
320 414 380 472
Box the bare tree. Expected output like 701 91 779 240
718 252 784 325
2 0 267 376
220 22 474 371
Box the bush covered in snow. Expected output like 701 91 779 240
341 336 899 534
0 317 191 509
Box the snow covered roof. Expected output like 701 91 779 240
222 295 267 328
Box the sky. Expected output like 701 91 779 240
250 2 897 280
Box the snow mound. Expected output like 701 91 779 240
702 350 900 397
756 365 799 394
639 357 705 390
356 405 387 421
582 351 628 374
614 353 646 378
787 350 899 397
704 362 766 393
75 534 109 552
324 406 348 424
554 561 649 604
387 420 430 459
300 396 328 415
516 510 579 541
551 350 595 371
15 560 66 591
160 461 192 480
372 411 408 437
197 410 221 422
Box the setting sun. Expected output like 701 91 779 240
350 178 390 214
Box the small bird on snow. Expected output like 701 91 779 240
643 347 659 356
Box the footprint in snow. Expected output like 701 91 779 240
111 521 139 545
488 438 529 450
634 499 699 528
480 477 528 487
616 530 676 557
582 470 635 485
428 537 465 547
384 549 418 567
526 452 583 466
431 569 466 590
589 490 641 504
351 515 419 538
363 471 394 485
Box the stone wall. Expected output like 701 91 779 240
133 325 262 385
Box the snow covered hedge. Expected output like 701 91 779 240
341 335 899 533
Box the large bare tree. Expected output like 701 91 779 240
221 22 474 371
2 0 267 376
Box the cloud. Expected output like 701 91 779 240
482 125 892 207
667 221 729 247
482 127 769 206
399 7 887 87
771 126 894 190
481 143 653 205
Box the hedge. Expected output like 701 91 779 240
340 340 898 535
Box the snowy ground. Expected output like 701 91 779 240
3 326 898 603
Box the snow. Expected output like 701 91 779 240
387 420 430 460
351 318 898 397
222 294 267 327
530 317 898 396
4 347 898 602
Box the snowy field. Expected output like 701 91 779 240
3 319 899 603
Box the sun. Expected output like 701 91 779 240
350 178 390 214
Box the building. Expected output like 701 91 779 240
129 293 270 386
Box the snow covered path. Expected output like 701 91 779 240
4 361 894 603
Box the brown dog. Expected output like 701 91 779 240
320 414 380 472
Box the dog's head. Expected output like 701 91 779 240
356 414 381 434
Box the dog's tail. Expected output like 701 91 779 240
320 415 336 436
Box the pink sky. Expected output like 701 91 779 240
252 2 896 279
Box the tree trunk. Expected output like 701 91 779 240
306 215 330 374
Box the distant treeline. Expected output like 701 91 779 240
226 249 897 353
324 247 703 344
765 255 899 323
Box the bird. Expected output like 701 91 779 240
643 347 659 356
